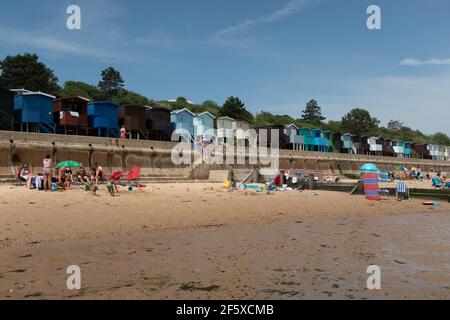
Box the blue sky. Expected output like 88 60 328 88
0 0 449 134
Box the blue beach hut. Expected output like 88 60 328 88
87 101 119 137
12 90 56 133
170 108 195 142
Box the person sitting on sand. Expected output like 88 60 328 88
76 167 90 184
58 167 72 190
18 163 34 189
432 175 443 190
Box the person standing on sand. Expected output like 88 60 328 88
43 155 53 192
120 126 127 139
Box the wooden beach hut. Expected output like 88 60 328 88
284 124 303 150
216 116 235 145
119 105 148 139
12 89 56 133
253 125 290 149
368 137 383 156
233 120 251 147
353 136 370 155
87 101 119 137
193 111 216 143
170 108 195 142
311 128 329 152
299 128 314 151
381 138 395 157
145 107 171 141
412 143 431 159
53 96 89 135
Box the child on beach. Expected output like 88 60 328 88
106 177 118 197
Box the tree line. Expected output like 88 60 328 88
0 53 449 146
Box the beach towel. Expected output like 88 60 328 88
378 170 391 183
363 173 382 201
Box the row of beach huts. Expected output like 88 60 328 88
0 88 449 161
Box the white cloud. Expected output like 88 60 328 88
0 27 119 61
400 58 450 66
213 0 314 41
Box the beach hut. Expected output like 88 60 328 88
334 133 355 154
216 116 235 145
299 128 314 151
381 138 395 157
284 124 303 150
233 120 251 147
170 108 195 142
53 96 89 135
404 142 412 158
445 146 450 161
429 145 446 161
119 105 148 139
194 111 216 143
0 88 14 131
311 128 329 152
87 101 119 137
145 107 171 141
412 143 431 159
392 140 407 158
12 89 56 133
352 136 370 155
322 130 335 152
254 125 290 149
368 137 383 156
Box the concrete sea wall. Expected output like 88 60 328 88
1 131 450 179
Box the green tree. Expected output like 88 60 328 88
174 97 189 110
429 132 450 146
0 53 60 95
111 90 151 106
200 100 221 116
341 108 380 136
387 120 404 132
301 99 326 124
220 96 253 122
60 81 105 101
98 67 124 96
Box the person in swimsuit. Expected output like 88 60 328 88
92 163 104 184
43 155 53 191
120 126 126 139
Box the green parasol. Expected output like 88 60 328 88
56 160 83 168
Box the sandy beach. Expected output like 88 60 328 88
0 183 449 300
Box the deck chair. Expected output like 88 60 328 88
396 182 410 200
363 173 389 200
125 166 141 186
